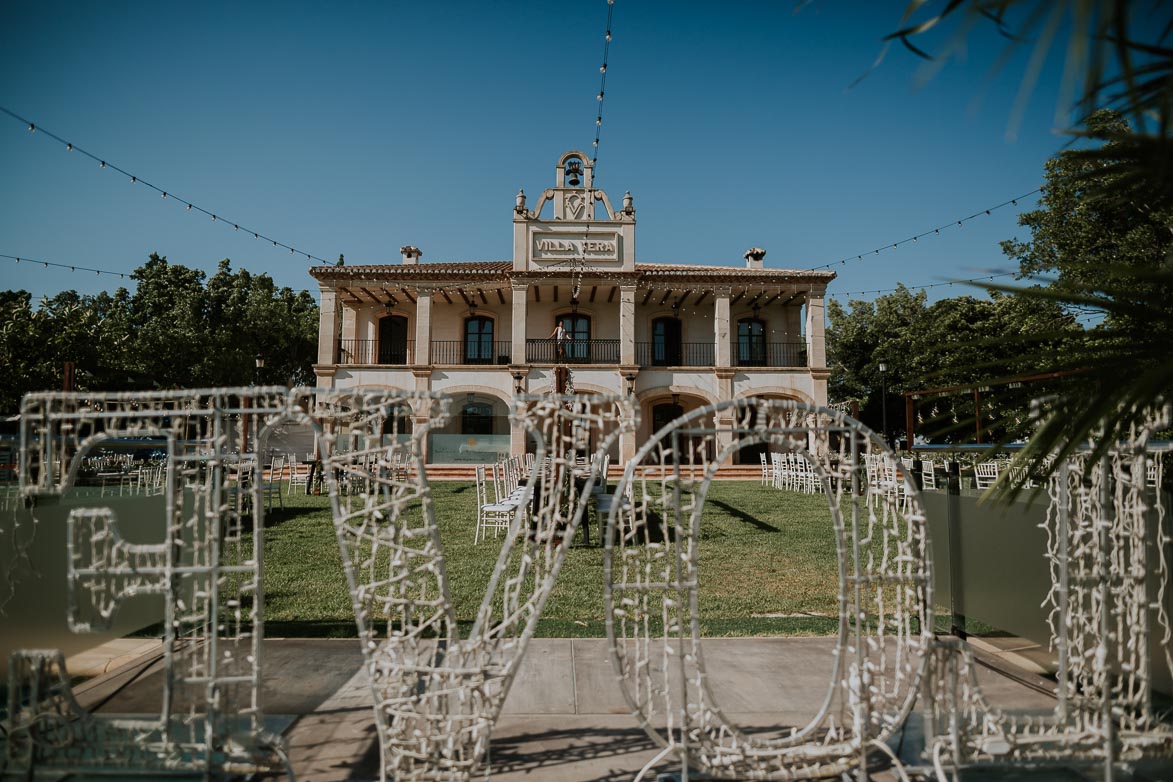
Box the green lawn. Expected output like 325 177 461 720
259 480 843 637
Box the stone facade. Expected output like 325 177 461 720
310 151 835 464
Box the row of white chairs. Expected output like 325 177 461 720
474 458 528 544
758 452 821 494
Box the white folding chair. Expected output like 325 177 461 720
974 461 1000 490
475 465 515 544
288 454 311 495
262 454 285 511
759 452 769 486
919 458 938 490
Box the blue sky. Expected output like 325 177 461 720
1 1 1076 304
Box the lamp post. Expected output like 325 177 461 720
254 353 265 386
878 359 889 449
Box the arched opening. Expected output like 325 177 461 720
736 317 766 367
428 393 510 464
380 406 414 447
378 315 409 364
651 317 683 366
463 316 494 365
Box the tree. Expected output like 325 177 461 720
0 254 321 413
828 285 1079 445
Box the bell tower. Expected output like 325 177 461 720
512 150 635 272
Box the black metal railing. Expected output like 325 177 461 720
635 342 715 367
732 341 807 367
526 338 621 364
430 340 512 365
337 339 413 365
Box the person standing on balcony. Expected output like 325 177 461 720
550 320 570 361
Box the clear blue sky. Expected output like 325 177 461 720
1 1 1075 305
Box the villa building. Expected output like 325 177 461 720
310 151 835 465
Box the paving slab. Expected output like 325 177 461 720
71 637 1163 781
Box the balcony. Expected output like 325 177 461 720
526 339 621 364
337 339 412 365
732 341 807 368
635 342 715 367
430 341 512 365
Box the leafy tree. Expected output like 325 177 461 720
0 254 320 413
828 285 1079 445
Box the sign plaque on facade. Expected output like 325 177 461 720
532 232 620 263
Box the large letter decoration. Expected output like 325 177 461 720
4 388 300 779
316 390 635 781
604 398 934 780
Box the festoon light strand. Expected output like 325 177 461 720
1 105 331 265
806 189 1041 271
2 252 130 280
828 270 1019 298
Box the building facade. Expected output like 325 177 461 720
311 151 835 465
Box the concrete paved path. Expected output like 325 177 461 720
81 636 1076 781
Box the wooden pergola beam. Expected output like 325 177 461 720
589 285 598 302
607 286 617 303
439 289 453 305
400 288 416 304
641 289 654 306
496 288 506 305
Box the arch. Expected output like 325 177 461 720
634 384 719 408
734 386 816 406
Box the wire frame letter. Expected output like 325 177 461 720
6 388 291 778
319 390 634 781
924 405 1173 777
604 398 933 780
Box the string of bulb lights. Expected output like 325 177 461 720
805 188 1041 271
1 252 131 279
827 270 1019 298
591 0 615 174
0 105 332 265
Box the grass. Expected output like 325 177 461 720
256 480 846 638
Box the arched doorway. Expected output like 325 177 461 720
378 316 409 364
427 393 510 464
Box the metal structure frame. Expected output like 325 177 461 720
3 388 1171 781
604 398 934 780
4 387 309 779
317 390 635 781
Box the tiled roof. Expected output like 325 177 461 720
309 260 835 282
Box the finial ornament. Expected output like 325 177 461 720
515 189 527 214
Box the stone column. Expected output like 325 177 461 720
619 285 637 365
804 289 827 369
714 289 731 368
414 289 432 365
317 287 338 365
715 369 736 465
511 283 528 365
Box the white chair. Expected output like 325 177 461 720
759 453 770 486
288 455 311 495
262 455 285 511
475 465 515 544
974 461 1000 490
919 458 938 491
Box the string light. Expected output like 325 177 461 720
827 271 1019 298
2 252 129 279
0 104 331 265
590 0 615 176
806 188 1041 270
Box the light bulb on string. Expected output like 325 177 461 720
186 204 192 211
130 176 136 184
66 143 72 152
212 215 217 222
27 123 34 132
99 161 105 168
161 192 166 199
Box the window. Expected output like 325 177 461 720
652 317 683 366
737 318 767 366
378 315 409 364
464 316 494 364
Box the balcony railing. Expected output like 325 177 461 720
733 341 808 367
337 339 412 365
635 342 715 367
527 338 621 364
430 340 512 365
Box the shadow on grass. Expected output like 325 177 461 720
706 499 780 533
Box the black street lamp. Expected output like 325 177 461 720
878 359 889 448
254 353 265 386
